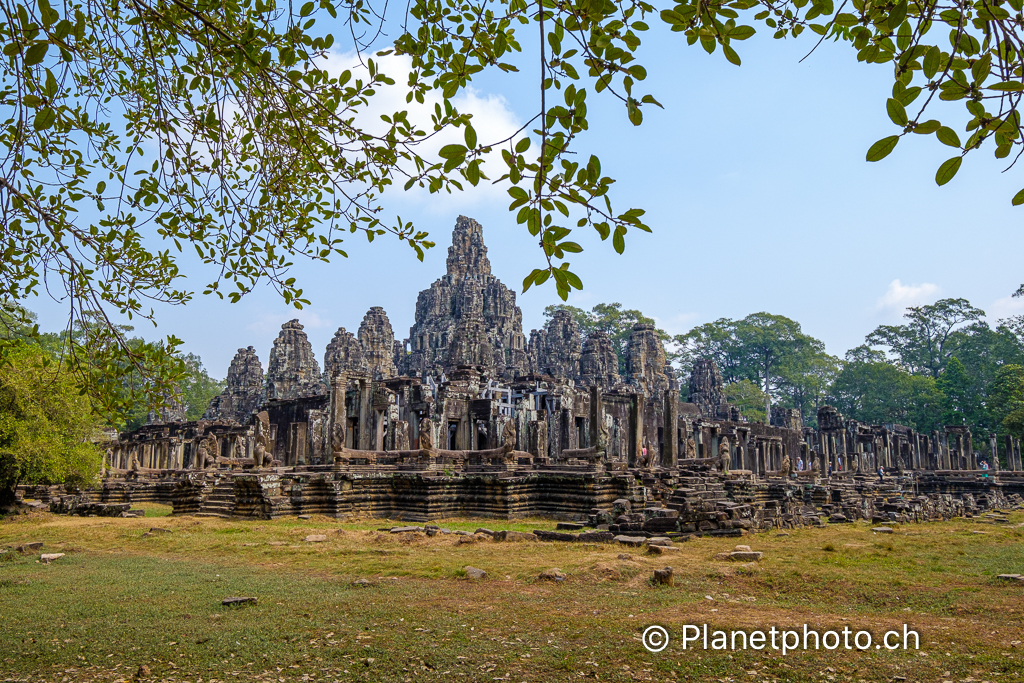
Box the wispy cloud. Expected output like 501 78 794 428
245 311 333 335
654 312 700 336
988 295 1024 322
875 279 940 312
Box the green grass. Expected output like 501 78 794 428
1 510 1022 682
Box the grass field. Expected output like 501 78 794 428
1 506 1023 682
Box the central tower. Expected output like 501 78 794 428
401 216 529 379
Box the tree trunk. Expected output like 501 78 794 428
0 486 17 513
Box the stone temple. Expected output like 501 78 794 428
74 216 1023 525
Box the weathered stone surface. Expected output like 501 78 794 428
555 522 584 531
648 544 681 555
204 347 264 423
653 566 674 586
358 307 398 380
688 358 725 418
493 530 537 542
872 527 894 534
390 526 424 534
729 551 763 562
401 216 529 379
222 597 257 606
996 574 1024 582
17 541 43 553
40 553 65 563
323 327 366 380
625 324 669 396
474 527 495 536
530 310 581 380
538 568 566 581
304 534 328 542
648 537 673 547
265 320 326 401
464 566 487 580
614 535 646 547
146 391 186 425
579 331 621 389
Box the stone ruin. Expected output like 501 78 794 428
82 215 1024 525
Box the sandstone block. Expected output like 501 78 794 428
653 567 674 586
538 568 566 581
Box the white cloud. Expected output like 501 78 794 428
320 51 525 209
875 279 940 312
988 295 1024 322
654 312 700 336
245 311 333 335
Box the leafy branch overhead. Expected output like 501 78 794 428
1 0 1020 418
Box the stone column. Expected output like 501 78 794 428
358 379 372 451
663 389 677 468
329 373 348 455
589 385 604 453
966 431 975 470
628 395 642 468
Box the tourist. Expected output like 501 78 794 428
877 465 884 483
797 457 805 472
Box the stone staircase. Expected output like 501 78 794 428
196 478 236 518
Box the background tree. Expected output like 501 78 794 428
828 352 946 432
673 318 745 384
936 356 986 427
989 364 1024 441
675 313 826 419
724 379 767 423
543 303 665 374
777 344 841 428
865 299 985 378
0 342 102 509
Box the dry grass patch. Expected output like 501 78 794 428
1 510 1022 682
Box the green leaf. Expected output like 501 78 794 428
25 41 49 66
730 25 756 40
33 107 55 131
300 1 314 16
923 46 941 79
464 125 477 149
439 144 467 159
612 227 625 254
515 137 531 153
865 135 900 162
723 44 741 66
1012 188 1024 206
935 156 962 186
886 98 908 126
936 127 961 147
888 0 907 29
990 81 1024 92
914 120 941 134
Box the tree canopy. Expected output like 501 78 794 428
5 0 1024 418
0 341 102 506
543 302 666 374
673 312 835 419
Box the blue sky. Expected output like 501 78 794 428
27 18 1024 378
